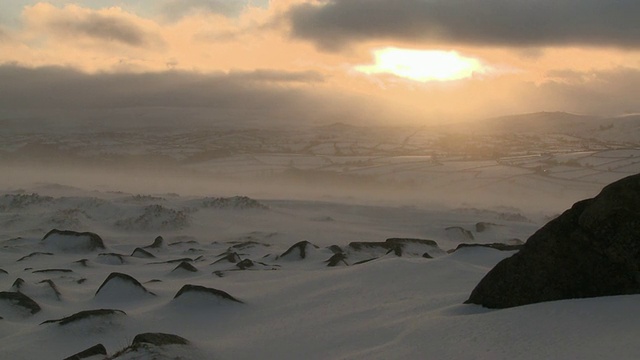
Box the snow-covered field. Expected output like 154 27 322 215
0 186 638 359
0 115 639 359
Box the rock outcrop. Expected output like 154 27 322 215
173 284 243 304
41 309 126 326
466 173 640 308
41 229 105 252
95 272 155 300
62 344 107 360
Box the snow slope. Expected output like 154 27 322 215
0 187 638 359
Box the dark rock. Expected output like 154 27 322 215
62 344 107 360
32 268 73 273
211 252 241 264
422 252 433 259
41 309 126 325
95 272 155 297
168 240 198 247
466 173 640 309
236 259 254 270
349 238 440 257
38 279 62 300
229 240 270 250
0 291 41 314
97 253 126 264
451 243 524 253
349 241 401 256
74 259 89 267
149 258 193 265
131 247 155 259
386 238 439 247
17 252 54 262
445 226 475 241
145 236 164 249
352 258 378 265
0 269 7 274
325 253 348 267
42 229 105 251
132 332 190 346
279 241 318 259
328 245 343 254
172 261 198 273
11 278 25 291
173 284 243 303
77 278 87 284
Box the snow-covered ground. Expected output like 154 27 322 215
0 186 638 359
0 115 639 359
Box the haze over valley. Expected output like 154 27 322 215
1 1 640 359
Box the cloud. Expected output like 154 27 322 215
526 67 640 115
0 65 372 127
161 0 246 20
289 0 640 50
25 3 163 48
229 69 325 83
49 14 150 46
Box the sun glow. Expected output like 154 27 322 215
355 47 485 82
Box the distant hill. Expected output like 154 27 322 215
450 111 640 144
469 111 601 134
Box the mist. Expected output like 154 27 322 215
3 112 634 216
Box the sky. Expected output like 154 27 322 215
1 0 639 126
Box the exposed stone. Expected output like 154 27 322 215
17 252 54 262
211 252 241 264
0 291 41 314
451 243 524 253
466 173 640 309
173 284 243 304
132 332 190 346
95 272 155 297
62 344 107 360
131 247 155 259
325 253 348 267
172 261 198 273
279 241 318 260
445 226 475 241
42 229 105 252
145 236 164 249
236 259 254 270
41 309 126 326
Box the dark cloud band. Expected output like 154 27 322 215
161 0 246 20
47 12 157 47
289 0 640 50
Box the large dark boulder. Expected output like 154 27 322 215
466 173 640 308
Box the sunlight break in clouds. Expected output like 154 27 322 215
354 48 486 82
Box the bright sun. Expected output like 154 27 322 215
355 47 484 82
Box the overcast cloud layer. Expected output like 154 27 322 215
289 0 640 50
1 64 639 129
0 64 401 127
161 0 247 21
0 2 639 125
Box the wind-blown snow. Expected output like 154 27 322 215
0 186 637 359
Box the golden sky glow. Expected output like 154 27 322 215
0 1 639 124
355 48 486 82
